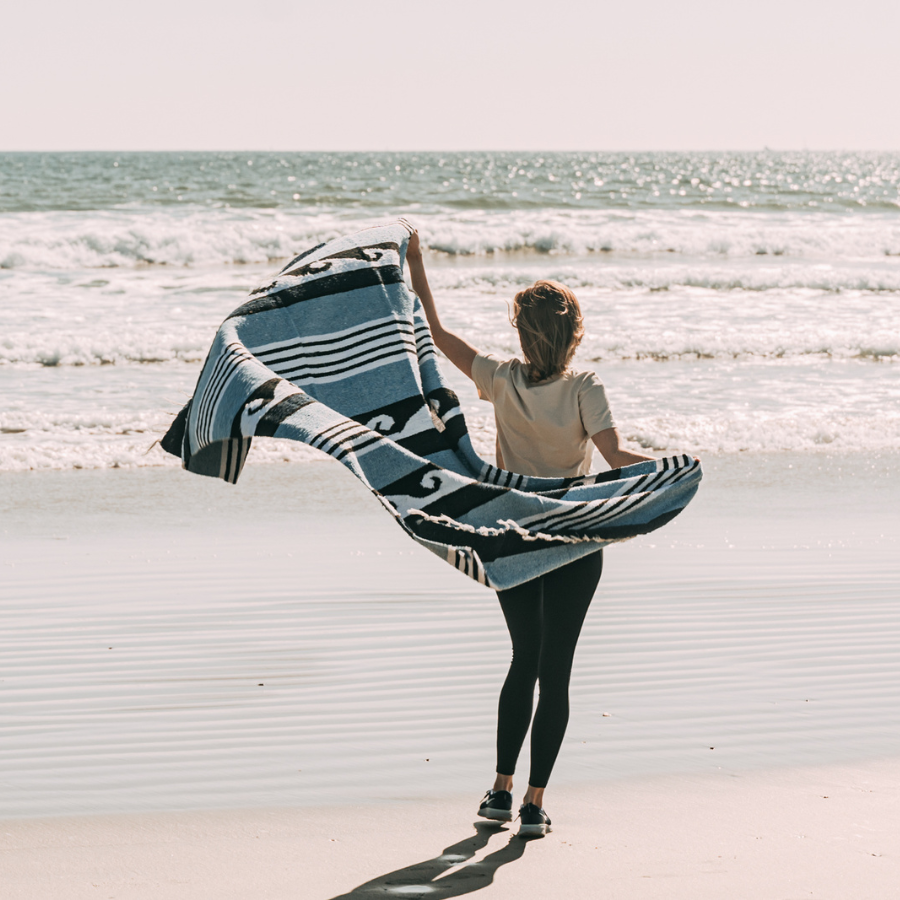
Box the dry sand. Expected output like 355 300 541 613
3 758 898 899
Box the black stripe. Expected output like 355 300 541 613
553 494 645 533
623 472 654 495
224 438 234 482
229 265 405 318
560 466 625 489
426 387 461 420
264 335 416 373
280 241 400 278
378 463 444 499
586 465 693 524
538 499 616 533
418 481 509 520
314 419 355 440
570 467 692 531
394 430 452 457
202 344 251 438
550 469 681 532
313 421 365 448
523 498 596 532
200 345 251 444
256 320 414 359
349 395 427 436
332 433 384 462
197 347 236 441
318 426 371 453
236 437 250 481
255 395 316 437
439 411 468 446
230 377 283 438
181 399 194 467
277 241 327 275
272 345 414 382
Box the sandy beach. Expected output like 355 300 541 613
2 451 899 896
3 164 899 893
3 759 899 899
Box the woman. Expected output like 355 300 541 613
406 232 655 837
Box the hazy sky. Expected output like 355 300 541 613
3 0 898 151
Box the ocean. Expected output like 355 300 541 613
2 150 898 471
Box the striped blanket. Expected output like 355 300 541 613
162 220 702 590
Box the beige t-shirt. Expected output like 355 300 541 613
472 353 615 478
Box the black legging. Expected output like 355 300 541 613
495 550 603 788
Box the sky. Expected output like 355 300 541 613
2 0 898 151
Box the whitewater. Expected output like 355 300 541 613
1 150 898 471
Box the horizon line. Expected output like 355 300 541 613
3 147 899 155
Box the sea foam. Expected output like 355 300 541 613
3 207 900 270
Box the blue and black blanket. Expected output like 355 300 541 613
162 221 701 589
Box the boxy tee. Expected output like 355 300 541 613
471 353 615 478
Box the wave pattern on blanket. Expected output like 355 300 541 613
162 221 702 590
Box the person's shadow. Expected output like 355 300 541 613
326 821 529 899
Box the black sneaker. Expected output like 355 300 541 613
517 802 552 836
477 789 513 822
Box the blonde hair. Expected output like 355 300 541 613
511 280 584 383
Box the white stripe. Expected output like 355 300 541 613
272 349 414 386
201 347 253 445
258 326 414 367
266 333 415 372
250 315 407 356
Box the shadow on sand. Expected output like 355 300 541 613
327 821 530 899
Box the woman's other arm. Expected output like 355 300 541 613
406 231 478 380
591 427 655 469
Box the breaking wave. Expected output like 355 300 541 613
3 207 900 270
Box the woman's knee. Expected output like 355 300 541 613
508 629 542 669
536 659 575 697
507 650 540 684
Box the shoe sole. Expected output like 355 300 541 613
477 809 513 822
518 823 552 836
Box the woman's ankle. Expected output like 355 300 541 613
523 785 545 808
493 773 514 792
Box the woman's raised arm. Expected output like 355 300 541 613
406 231 478 380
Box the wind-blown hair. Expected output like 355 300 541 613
511 280 584 384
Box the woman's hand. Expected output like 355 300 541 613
407 230 422 261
